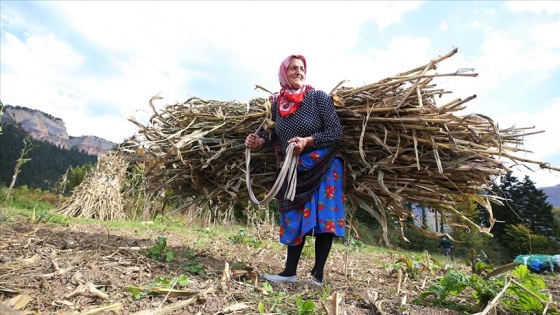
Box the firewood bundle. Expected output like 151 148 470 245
124 48 559 241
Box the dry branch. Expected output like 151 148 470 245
122 48 559 243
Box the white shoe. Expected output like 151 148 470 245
303 278 323 287
263 274 297 283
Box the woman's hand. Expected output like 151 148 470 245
288 136 314 155
245 134 263 151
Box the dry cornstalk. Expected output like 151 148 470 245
122 47 559 245
55 151 128 221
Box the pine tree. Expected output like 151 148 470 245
517 176 556 238
491 172 523 239
491 172 559 256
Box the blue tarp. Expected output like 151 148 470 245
513 254 560 273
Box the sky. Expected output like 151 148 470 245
1 1 559 188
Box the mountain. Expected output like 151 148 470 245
1 105 116 155
540 184 560 209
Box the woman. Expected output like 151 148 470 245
245 55 345 286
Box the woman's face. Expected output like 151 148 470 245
287 58 306 89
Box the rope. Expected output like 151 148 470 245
245 122 299 205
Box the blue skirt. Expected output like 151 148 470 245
279 148 345 246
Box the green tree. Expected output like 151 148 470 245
0 124 98 190
503 224 551 255
0 100 4 134
68 163 94 192
517 176 556 238
491 173 559 257
491 172 523 240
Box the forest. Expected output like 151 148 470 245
0 124 98 191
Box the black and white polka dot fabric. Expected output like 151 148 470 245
260 89 343 155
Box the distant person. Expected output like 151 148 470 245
245 54 345 286
438 234 453 260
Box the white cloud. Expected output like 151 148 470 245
530 21 560 49
12 0 421 140
2 1 559 187
507 1 560 15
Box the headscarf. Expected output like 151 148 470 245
276 55 313 117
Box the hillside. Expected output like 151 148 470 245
0 124 98 190
541 184 560 209
1 214 558 315
1 105 116 156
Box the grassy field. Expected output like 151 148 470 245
1 203 559 315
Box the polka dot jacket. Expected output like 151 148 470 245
261 89 343 154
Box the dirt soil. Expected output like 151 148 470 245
0 215 558 315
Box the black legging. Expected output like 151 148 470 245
278 233 334 282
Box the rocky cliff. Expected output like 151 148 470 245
1 105 115 155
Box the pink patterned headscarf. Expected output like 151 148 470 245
278 55 307 89
276 55 313 117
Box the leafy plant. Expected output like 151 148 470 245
319 283 333 301
127 286 149 300
417 266 557 314
183 248 206 275
504 265 551 314
262 281 273 294
294 295 316 315
229 228 262 247
128 274 190 299
391 257 429 280
31 207 50 224
201 227 213 234
440 270 470 296
345 235 367 251
419 269 470 301
143 236 175 262
468 274 501 307
302 237 314 258
257 284 288 314
67 163 94 193
0 186 53 211
466 249 493 275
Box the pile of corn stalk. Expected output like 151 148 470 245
124 48 559 243
55 151 128 221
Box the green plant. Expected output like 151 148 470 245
391 257 429 280
201 227 213 234
319 283 333 301
31 207 50 224
437 269 470 299
0 186 53 211
417 266 557 314
128 274 190 299
468 274 501 307
467 249 493 276
417 269 491 312
183 248 206 275
67 163 94 192
346 236 367 251
503 265 552 314
143 236 175 263
229 228 262 247
294 295 316 314
262 281 273 294
302 237 314 258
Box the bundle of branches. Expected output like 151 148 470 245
55 151 128 221
124 48 559 244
